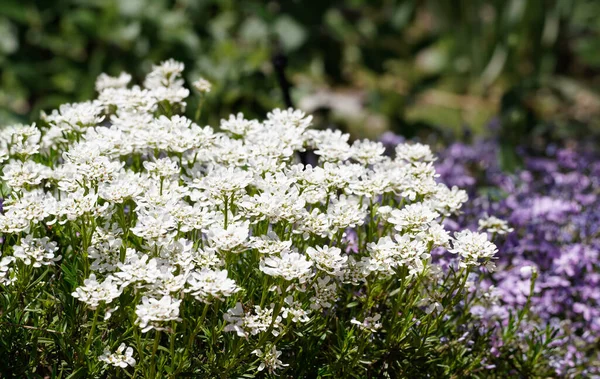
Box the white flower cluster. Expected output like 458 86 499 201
0 59 498 374
478 215 514 235
449 230 498 268
98 343 136 368
351 313 383 333
13 235 61 267
224 302 283 338
252 346 289 374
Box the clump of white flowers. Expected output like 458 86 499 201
0 59 510 377
12 235 61 267
478 215 514 235
252 346 289 374
98 343 136 368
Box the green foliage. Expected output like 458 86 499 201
2 0 600 142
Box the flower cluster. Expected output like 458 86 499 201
0 61 554 377
384 134 600 376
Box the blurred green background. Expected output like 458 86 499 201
2 0 600 145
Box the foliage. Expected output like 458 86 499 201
3 0 600 142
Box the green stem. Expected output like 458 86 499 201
170 320 177 370
84 307 100 359
194 97 204 122
223 194 229 228
150 330 161 377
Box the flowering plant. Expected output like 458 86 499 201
435 139 600 377
0 61 556 377
380 132 600 377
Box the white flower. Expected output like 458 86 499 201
426 184 468 216
0 59 500 372
351 313 382 333
1 124 41 157
266 107 312 130
2 189 56 224
187 165 252 202
478 215 514 235
252 346 289 374
185 269 240 302
45 101 105 133
350 139 386 165
2 160 50 188
0 256 16 285
193 77 212 93
191 248 223 270
310 129 352 162
387 203 439 233
239 186 306 223
449 230 498 268
222 302 246 337
72 274 122 309
295 208 331 238
395 142 436 163
327 195 367 231
13 236 61 267
98 86 157 113
130 207 177 243
0 148 8 164
519 265 537 279
144 59 185 89
114 250 163 288
206 222 249 252
418 222 451 248
143 157 180 179
99 175 143 203
282 296 311 323
223 303 283 337
0 212 29 234
365 234 428 277
306 245 348 276
220 113 260 137
309 276 338 310
52 190 107 224
98 343 136 368
249 232 293 256
259 252 313 283
135 295 182 333
96 72 132 92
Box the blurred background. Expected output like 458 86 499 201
2 0 600 165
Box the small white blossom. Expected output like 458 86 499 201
193 78 212 93
72 274 122 309
351 313 382 333
306 245 348 276
0 256 16 285
478 215 514 235
96 72 132 92
13 236 61 267
185 269 240 302
310 276 338 310
135 295 182 333
224 302 283 338
252 346 289 375
260 252 313 283
98 343 136 368
387 203 439 233
395 142 436 163
449 230 498 268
